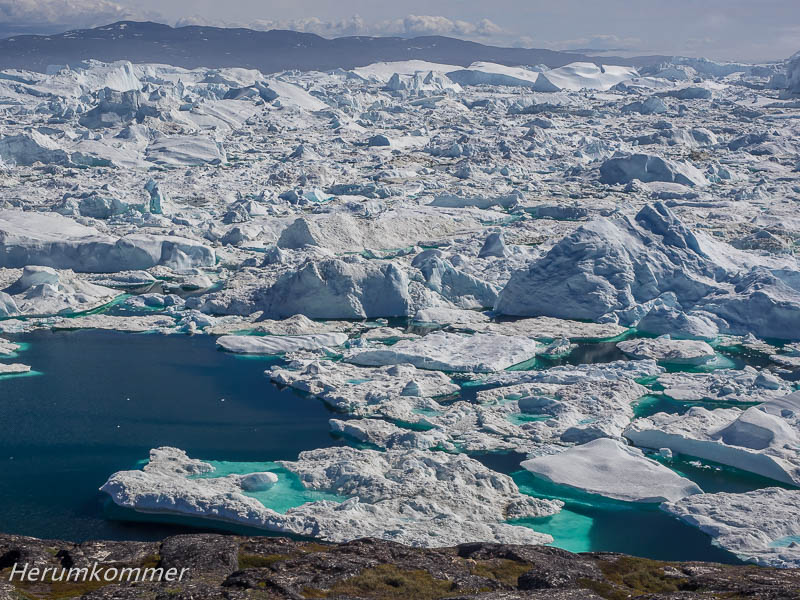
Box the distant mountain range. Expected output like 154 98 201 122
0 21 669 74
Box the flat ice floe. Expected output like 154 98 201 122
101 446 561 548
521 438 703 503
0 363 30 375
662 488 800 567
50 314 177 333
451 314 629 341
270 359 459 414
656 367 793 404
617 336 716 365
0 337 20 355
0 210 215 273
345 331 538 372
216 333 349 354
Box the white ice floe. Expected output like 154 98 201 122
50 314 177 333
412 306 491 325
0 337 20 355
469 317 628 340
662 488 800 568
0 363 31 375
216 333 349 354
521 438 703 503
345 331 537 372
208 313 348 336
101 446 561 548
270 359 459 415
0 210 215 273
656 367 794 404
329 418 447 450
616 335 716 365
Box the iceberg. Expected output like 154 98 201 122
0 210 215 272
625 393 800 486
145 135 226 167
3 266 118 316
256 259 411 319
448 62 636 92
656 368 793 404
495 203 800 340
600 154 707 187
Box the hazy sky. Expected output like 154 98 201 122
1 0 799 62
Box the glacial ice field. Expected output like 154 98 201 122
1 54 800 566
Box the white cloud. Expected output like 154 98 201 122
175 13 508 44
379 15 506 39
0 0 135 28
177 15 369 37
548 34 642 52
402 15 477 36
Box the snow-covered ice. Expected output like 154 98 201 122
0 49 798 555
662 488 800 567
616 336 716 365
101 446 561 548
625 393 800 485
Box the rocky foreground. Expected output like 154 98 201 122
1 533 799 600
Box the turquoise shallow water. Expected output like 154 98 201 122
507 414 551 426
632 394 760 419
651 454 797 494
770 536 800 548
192 460 345 513
0 368 43 382
511 470 742 563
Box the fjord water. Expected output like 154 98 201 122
473 453 742 564
0 329 766 562
0 329 342 541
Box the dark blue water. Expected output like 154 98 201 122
0 328 786 564
0 329 342 542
